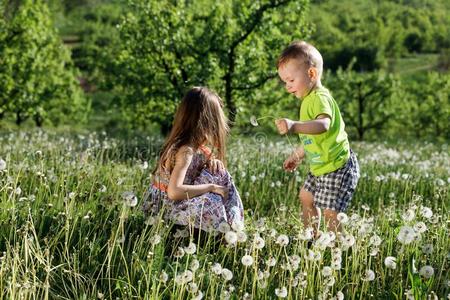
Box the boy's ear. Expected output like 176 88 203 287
308 67 317 80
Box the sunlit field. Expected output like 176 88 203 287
0 130 448 299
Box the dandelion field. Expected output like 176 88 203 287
0 130 449 299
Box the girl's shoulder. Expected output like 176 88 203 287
175 145 195 157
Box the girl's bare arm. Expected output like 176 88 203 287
167 146 225 200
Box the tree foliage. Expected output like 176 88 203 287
112 0 310 133
0 0 89 126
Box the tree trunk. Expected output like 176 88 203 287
34 113 44 127
15 111 22 125
357 82 364 140
224 50 237 127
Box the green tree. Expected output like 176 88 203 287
0 0 89 126
408 72 450 140
113 0 310 133
325 68 401 140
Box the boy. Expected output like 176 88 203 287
275 41 360 234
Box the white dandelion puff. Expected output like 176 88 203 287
190 259 200 272
299 227 314 240
99 185 107 193
397 226 416 245
237 231 247 243
275 287 288 298
422 244 433 255
276 234 289 247
231 220 245 232
322 266 333 277
419 265 434 279
333 291 344 300
266 257 277 267
384 256 397 270
341 234 356 248
253 235 265 249
187 282 198 293
192 291 203 300
362 269 375 281
250 116 259 127
175 270 193 285
221 268 233 281
402 209 415 222
369 234 382 246
0 158 6 171
241 254 254 267
324 276 336 287
122 191 138 207
414 222 427 233
218 222 231 233
224 231 238 245
151 234 161 246
173 247 185 259
211 263 222 275
184 242 196 255
420 206 433 219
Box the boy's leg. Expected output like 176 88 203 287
299 187 321 237
323 209 341 233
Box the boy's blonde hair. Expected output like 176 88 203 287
277 41 323 78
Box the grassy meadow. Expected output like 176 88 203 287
0 130 448 299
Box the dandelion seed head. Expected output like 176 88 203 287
369 234 382 246
218 222 231 233
275 286 288 298
397 225 416 245
266 256 277 267
324 276 336 287
420 206 433 219
333 291 344 300
151 234 161 246
174 247 185 259
422 243 433 255
362 269 375 281
384 256 397 269
253 235 265 249
224 231 238 245
237 231 247 243
211 262 222 275
221 268 233 281
190 259 200 272
250 116 259 127
187 282 198 293
276 234 289 247
419 265 434 279
414 222 427 233
184 242 196 255
0 158 6 171
241 254 254 267
122 191 138 207
322 266 333 277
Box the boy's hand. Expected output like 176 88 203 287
275 118 294 135
208 158 225 175
283 152 303 172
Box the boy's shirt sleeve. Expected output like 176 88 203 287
307 93 333 120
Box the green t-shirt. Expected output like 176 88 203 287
299 86 350 176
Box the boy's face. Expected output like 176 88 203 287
278 59 314 98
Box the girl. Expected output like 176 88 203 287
142 87 244 232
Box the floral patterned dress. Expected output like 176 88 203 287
142 146 244 232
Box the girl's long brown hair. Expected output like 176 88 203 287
157 87 229 174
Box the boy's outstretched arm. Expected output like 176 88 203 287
275 114 330 135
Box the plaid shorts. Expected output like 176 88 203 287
303 150 360 212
